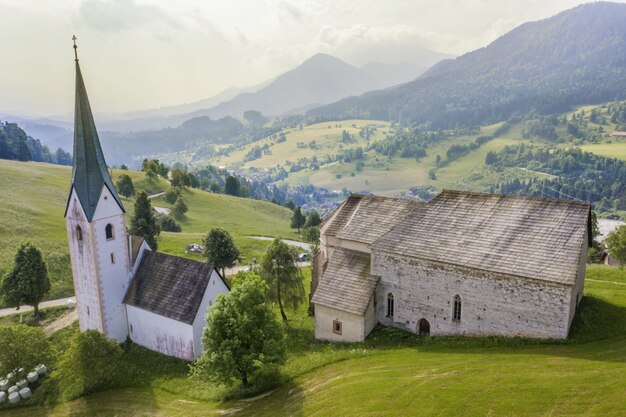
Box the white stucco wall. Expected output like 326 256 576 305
191 270 230 358
66 186 132 343
315 304 366 342
372 251 573 339
66 189 104 334
126 304 195 361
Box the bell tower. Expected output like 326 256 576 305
65 36 131 342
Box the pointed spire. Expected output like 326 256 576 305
66 37 124 221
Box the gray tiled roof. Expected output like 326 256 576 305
372 190 590 285
65 61 124 221
311 248 379 315
124 251 224 324
322 194 424 245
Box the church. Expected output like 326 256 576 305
311 191 590 341
64 41 229 361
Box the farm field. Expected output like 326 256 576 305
579 142 626 161
0 159 297 304
6 265 626 416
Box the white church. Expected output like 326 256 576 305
65 42 229 361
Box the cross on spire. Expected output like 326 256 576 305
72 35 78 62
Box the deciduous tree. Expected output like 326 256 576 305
606 225 626 268
115 173 135 197
191 275 285 386
260 239 305 321
290 207 305 232
203 228 240 277
0 324 52 375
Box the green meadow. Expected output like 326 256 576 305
0 159 297 304
4 265 626 416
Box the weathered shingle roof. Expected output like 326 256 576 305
372 190 590 285
311 248 379 315
124 251 222 324
322 194 424 245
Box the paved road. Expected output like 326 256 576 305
0 297 73 317
0 261 311 318
147 192 165 199
248 236 310 250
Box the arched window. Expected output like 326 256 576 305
105 224 114 240
76 225 83 241
453 295 462 321
387 293 394 317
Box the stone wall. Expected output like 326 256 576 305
372 251 574 339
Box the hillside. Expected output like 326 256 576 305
0 160 296 304
189 53 381 119
309 2 626 128
5 265 626 416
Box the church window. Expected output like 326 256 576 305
105 224 114 240
453 295 462 321
110 253 115 264
333 320 342 335
76 225 83 241
87 306 90 317
387 293 394 317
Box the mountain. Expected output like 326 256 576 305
309 2 626 128
360 62 428 87
188 53 381 120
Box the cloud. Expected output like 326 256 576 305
77 0 177 32
276 1 303 22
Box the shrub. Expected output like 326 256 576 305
0 324 53 375
58 330 123 399
157 214 182 232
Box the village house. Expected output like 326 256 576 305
311 191 591 342
65 43 229 360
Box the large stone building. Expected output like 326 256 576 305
65 42 229 360
311 191 591 342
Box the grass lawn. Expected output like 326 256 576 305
579 142 626 161
0 306 67 327
0 160 296 305
5 265 626 416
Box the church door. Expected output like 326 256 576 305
418 319 430 336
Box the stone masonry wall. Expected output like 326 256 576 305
372 251 574 339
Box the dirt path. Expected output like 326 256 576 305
44 309 79 335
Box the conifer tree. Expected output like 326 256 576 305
129 190 160 250
290 207 306 232
0 242 50 316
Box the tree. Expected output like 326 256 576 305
285 199 296 210
129 191 160 250
142 159 159 178
224 175 240 196
191 275 285 386
115 174 135 198
260 239 305 321
172 197 188 219
606 225 626 268
203 228 240 277
119 164 128 170
170 169 190 188
1 243 50 316
290 207 306 232
304 210 322 228
302 227 320 255
164 187 180 204
0 325 53 375
157 214 182 232
58 330 123 398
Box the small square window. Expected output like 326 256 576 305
333 320 342 335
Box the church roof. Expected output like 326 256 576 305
372 190 591 285
65 58 124 221
311 248 379 315
321 194 424 245
124 251 226 324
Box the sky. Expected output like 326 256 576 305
0 0 620 117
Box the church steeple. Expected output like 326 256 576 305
65 36 124 221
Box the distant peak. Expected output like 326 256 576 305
301 53 346 66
